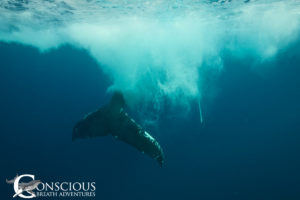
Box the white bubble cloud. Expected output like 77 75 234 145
0 0 299 121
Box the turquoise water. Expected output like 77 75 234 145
1 0 300 118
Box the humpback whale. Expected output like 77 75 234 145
73 92 164 166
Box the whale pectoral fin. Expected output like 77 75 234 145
27 190 35 196
13 189 23 198
114 113 164 166
72 92 165 166
72 92 126 140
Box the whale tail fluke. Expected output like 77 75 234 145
6 174 18 184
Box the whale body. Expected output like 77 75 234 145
73 92 164 166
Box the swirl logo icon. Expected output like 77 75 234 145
6 174 41 199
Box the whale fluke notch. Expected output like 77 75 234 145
73 92 164 166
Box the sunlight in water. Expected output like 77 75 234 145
0 0 299 121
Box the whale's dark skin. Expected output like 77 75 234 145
73 92 164 166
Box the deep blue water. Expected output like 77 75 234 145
1 40 300 200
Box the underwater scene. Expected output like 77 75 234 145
1 0 300 199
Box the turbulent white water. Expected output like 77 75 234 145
0 0 300 119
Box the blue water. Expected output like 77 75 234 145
1 40 300 199
1 1 300 200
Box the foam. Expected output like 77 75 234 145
0 0 299 121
